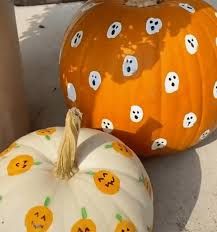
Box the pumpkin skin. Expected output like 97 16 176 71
59 0 217 157
0 127 153 231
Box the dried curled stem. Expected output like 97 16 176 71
55 107 82 180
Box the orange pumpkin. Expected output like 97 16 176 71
59 0 217 157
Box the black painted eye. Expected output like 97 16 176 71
137 111 139 114
107 123 110 126
169 78 172 81
130 60 133 63
191 116 193 119
34 212 39 217
133 111 135 114
155 21 159 25
16 163 20 167
103 172 108 177
116 25 119 29
150 20 153 24
112 24 116 29
41 215 46 221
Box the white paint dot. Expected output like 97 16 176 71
130 105 144 123
88 71 101 91
199 129 210 141
122 55 138 77
67 83 76 102
151 138 167 150
213 81 217 99
71 31 83 48
146 18 162 35
185 34 199 55
183 112 197 128
165 72 180 93
107 22 122 39
101 119 114 133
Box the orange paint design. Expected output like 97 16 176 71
108 142 133 158
36 127 56 136
93 170 120 195
71 208 96 232
7 155 34 176
0 143 17 157
115 214 136 232
25 198 53 232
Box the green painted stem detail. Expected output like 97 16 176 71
81 208 88 219
45 135 51 140
87 171 95 176
105 144 113 149
34 161 42 165
44 197 51 207
139 176 144 182
116 213 123 222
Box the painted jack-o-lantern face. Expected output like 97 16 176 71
112 142 133 158
105 142 133 158
139 176 153 199
115 214 136 232
7 155 34 176
0 143 17 157
25 197 53 232
36 128 56 140
88 170 120 195
71 208 96 232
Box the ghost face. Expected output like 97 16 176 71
165 72 180 93
71 31 83 48
183 112 197 128
179 3 195 13
151 138 167 150
213 81 217 99
107 22 122 39
146 18 162 35
199 129 210 141
122 55 138 77
101 119 114 133
185 34 199 55
88 71 101 91
130 105 144 123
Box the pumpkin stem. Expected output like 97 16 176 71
55 107 82 180
125 0 162 7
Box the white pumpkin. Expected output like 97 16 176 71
0 108 153 232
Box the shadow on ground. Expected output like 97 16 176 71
17 2 83 130
142 149 201 232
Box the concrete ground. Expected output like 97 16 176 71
15 1 217 231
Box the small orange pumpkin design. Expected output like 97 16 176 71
105 142 133 158
115 213 136 232
0 143 18 158
25 197 53 232
87 170 120 195
71 208 96 232
7 155 41 176
36 127 56 140
139 176 153 199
